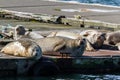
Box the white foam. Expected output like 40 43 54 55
61 8 120 13
61 9 79 12
46 0 80 4
88 9 120 12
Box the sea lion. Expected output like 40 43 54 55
116 43 120 50
1 38 42 59
24 30 44 39
106 31 120 45
35 37 86 57
47 31 82 39
14 25 26 40
47 31 95 51
80 30 106 49
14 25 44 40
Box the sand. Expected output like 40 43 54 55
0 0 120 24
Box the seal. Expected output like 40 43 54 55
24 30 44 39
1 38 42 59
106 31 120 45
14 25 26 40
116 43 120 50
80 30 106 50
47 31 95 51
35 37 86 57
14 25 44 40
47 31 82 39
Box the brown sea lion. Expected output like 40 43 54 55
14 25 44 40
105 31 120 50
35 37 86 57
14 25 26 40
24 31 44 39
106 31 120 45
47 31 82 39
47 31 96 51
1 38 42 59
116 43 120 50
80 30 106 49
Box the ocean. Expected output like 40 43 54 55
50 0 120 6
1 74 120 80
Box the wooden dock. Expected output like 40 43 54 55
42 49 120 74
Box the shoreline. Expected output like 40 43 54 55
0 0 120 24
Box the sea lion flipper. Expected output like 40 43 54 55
86 40 96 51
14 52 19 56
53 40 66 51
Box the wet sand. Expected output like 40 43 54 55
0 0 120 24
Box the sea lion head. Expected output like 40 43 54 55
70 38 87 57
27 43 42 60
107 31 120 45
93 33 106 49
15 25 26 35
80 30 105 48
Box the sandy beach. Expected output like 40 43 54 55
0 0 120 24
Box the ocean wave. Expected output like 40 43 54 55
47 0 80 4
61 8 120 13
61 0 120 6
47 0 120 8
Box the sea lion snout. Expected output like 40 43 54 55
28 45 42 59
80 38 86 45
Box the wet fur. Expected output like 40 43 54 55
1 38 42 59
80 30 106 50
47 31 95 51
107 31 120 45
35 37 86 57
47 31 82 39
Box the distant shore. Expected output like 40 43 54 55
0 0 120 24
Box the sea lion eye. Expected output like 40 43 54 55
34 47 41 56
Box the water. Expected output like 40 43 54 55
51 0 120 6
1 74 120 80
